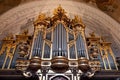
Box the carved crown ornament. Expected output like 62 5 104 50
34 5 85 29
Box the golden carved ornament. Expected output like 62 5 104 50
73 15 83 24
52 5 69 25
34 13 49 26
71 15 85 28
21 29 29 35
89 32 96 37
51 56 69 73
2 33 15 45
53 5 67 16
3 33 14 40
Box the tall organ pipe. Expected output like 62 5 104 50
53 23 67 57
31 31 43 57
76 34 86 58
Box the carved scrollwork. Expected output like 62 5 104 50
71 15 85 29
18 41 29 57
51 5 70 25
34 13 49 27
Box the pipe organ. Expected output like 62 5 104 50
0 5 119 80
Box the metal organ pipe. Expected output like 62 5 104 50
39 31 43 57
36 31 39 56
53 23 67 57
39 32 42 57
32 36 36 57
32 31 43 57
77 34 86 58
81 35 86 57
0 48 6 68
61 24 62 55
76 35 80 57
37 31 40 56
35 32 38 56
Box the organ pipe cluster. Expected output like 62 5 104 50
0 5 118 80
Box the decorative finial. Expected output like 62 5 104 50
101 36 106 42
89 32 95 37
4 33 14 40
38 13 46 21
22 29 28 35
74 15 83 23
34 13 47 25
53 5 66 16
72 15 84 28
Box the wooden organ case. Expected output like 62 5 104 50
0 5 119 80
